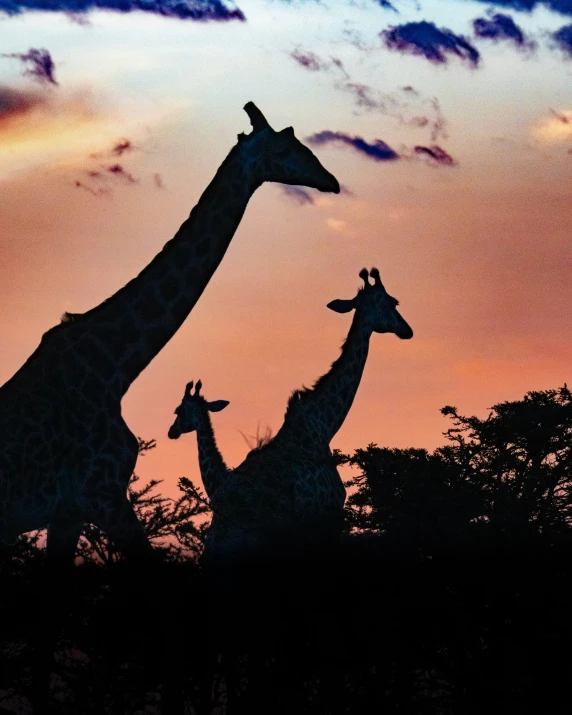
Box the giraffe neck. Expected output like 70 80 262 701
69 142 260 395
195 409 228 501
286 310 372 445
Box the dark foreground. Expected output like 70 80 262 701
1 534 572 715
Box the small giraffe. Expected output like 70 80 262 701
0 102 340 567
169 268 413 562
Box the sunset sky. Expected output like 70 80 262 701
0 0 571 498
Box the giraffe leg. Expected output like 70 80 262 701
31 518 83 715
93 494 155 564
93 496 187 714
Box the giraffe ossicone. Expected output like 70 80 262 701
172 268 413 563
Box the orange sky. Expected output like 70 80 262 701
0 1 571 499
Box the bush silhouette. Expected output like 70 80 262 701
1 386 572 714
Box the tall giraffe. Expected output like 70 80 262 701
168 268 413 562
0 102 340 567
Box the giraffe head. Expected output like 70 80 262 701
237 102 340 193
168 380 229 439
327 268 413 339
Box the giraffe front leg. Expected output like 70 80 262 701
93 493 155 565
31 517 84 715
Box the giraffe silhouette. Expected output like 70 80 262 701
0 102 340 568
169 268 413 562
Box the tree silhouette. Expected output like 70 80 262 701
1 388 572 714
340 385 572 547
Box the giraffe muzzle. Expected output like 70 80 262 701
168 425 181 439
321 172 340 194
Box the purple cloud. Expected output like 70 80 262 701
289 48 328 72
339 83 447 141
280 185 315 205
0 0 244 21
473 13 533 49
550 108 570 123
112 138 135 155
414 145 457 166
552 24 572 57
106 164 138 183
75 181 111 198
381 21 480 67
471 0 571 16
0 85 45 126
2 48 57 85
374 0 397 10
307 130 399 162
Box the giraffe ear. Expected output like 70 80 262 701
207 400 230 413
327 299 356 314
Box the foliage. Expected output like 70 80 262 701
341 385 572 546
2 387 572 713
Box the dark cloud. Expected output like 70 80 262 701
473 13 533 49
471 0 572 16
106 164 138 183
374 0 397 10
550 108 570 123
75 181 111 198
1 48 57 85
339 83 447 141
0 0 245 21
289 48 328 72
112 138 135 155
330 57 349 78
306 130 399 162
289 48 349 78
413 145 457 165
280 185 315 205
0 85 46 128
381 21 480 67
552 23 572 57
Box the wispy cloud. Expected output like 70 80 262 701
0 0 245 21
550 108 570 124
1 48 58 85
307 130 400 162
153 172 165 189
552 24 572 58
381 21 480 67
279 185 315 205
340 83 448 141
534 108 572 141
106 163 138 183
75 180 111 198
470 0 572 16
289 48 330 72
413 145 457 166
289 47 448 141
111 138 136 156
473 13 533 50
0 85 48 129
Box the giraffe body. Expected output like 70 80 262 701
0 103 339 561
169 268 413 562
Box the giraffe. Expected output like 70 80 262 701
168 267 413 563
0 102 340 568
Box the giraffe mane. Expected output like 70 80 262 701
284 315 360 419
60 312 81 323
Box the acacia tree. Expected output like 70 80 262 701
438 385 572 537
341 385 572 545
